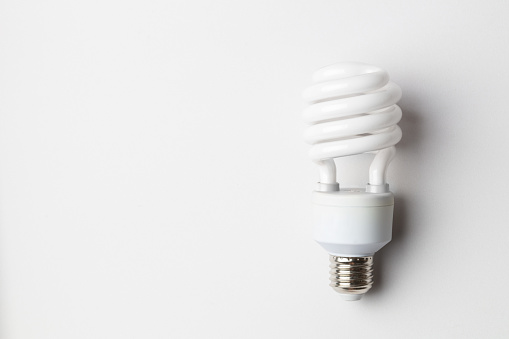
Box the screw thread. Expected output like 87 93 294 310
329 255 373 300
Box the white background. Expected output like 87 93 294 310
1 0 508 338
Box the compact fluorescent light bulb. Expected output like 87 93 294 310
303 62 402 300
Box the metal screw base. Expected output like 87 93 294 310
329 255 374 301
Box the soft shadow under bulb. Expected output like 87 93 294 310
303 62 403 300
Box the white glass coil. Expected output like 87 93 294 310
303 62 402 188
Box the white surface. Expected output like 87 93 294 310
303 62 402 186
313 190 394 257
0 0 508 338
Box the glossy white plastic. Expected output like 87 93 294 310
312 190 394 257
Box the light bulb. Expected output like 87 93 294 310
303 62 402 300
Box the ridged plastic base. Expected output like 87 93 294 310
329 255 373 301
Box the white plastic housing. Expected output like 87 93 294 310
313 189 394 257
